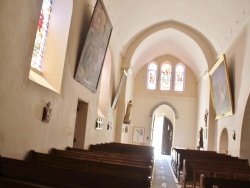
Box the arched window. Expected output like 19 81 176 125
29 0 72 93
160 62 171 91
147 62 158 90
31 0 53 72
174 64 185 91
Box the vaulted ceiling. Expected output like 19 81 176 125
99 0 250 78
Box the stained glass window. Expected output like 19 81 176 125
31 0 53 71
174 64 185 91
147 62 158 90
160 63 171 91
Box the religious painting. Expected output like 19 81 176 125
75 0 112 92
209 54 234 119
132 127 144 144
111 70 127 109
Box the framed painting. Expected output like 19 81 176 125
209 54 234 119
75 0 112 92
111 70 127 109
132 127 145 144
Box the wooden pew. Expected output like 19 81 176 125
109 142 154 155
172 147 245 180
182 159 250 188
66 146 154 164
27 150 152 184
50 148 153 177
0 177 48 188
200 174 250 188
178 155 248 181
1 156 150 188
89 143 154 157
172 148 217 177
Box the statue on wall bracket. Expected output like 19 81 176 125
123 100 133 124
42 102 52 123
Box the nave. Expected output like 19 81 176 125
152 155 180 188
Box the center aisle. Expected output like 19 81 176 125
152 155 181 188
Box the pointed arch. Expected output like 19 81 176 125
219 128 228 154
240 93 250 160
150 102 179 119
122 20 216 78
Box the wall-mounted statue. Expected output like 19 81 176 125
42 102 52 123
123 100 133 124
232 130 236 141
204 110 208 127
199 127 203 148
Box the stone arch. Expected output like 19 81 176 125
122 20 216 71
219 128 229 154
150 102 179 119
240 93 250 160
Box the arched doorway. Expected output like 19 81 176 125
219 128 228 154
73 99 88 149
162 117 173 155
152 115 174 156
240 93 250 161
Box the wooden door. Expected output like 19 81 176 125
161 117 173 155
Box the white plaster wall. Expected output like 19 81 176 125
128 55 198 149
213 20 250 159
0 0 121 159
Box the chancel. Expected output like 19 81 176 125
1 0 250 187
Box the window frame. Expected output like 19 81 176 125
174 63 185 92
146 62 158 90
160 62 172 91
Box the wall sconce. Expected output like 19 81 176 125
42 102 52 123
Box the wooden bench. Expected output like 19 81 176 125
89 143 154 157
0 177 48 188
66 146 154 164
200 174 250 188
178 155 248 181
171 148 217 177
55 148 154 168
27 150 152 183
1 156 151 188
182 159 250 188
50 148 152 176
172 148 247 180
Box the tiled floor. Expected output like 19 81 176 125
152 155 181 188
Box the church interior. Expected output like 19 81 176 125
1 0 250 187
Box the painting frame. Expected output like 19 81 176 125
111 70 127 109
209 54 234 120
132 127 145 144
74 0 113 92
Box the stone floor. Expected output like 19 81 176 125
152 155 182 188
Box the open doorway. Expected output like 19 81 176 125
219 128 228 154
152 116 163 156
162 117 173 155
73 100 88 149
152 116 173 156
